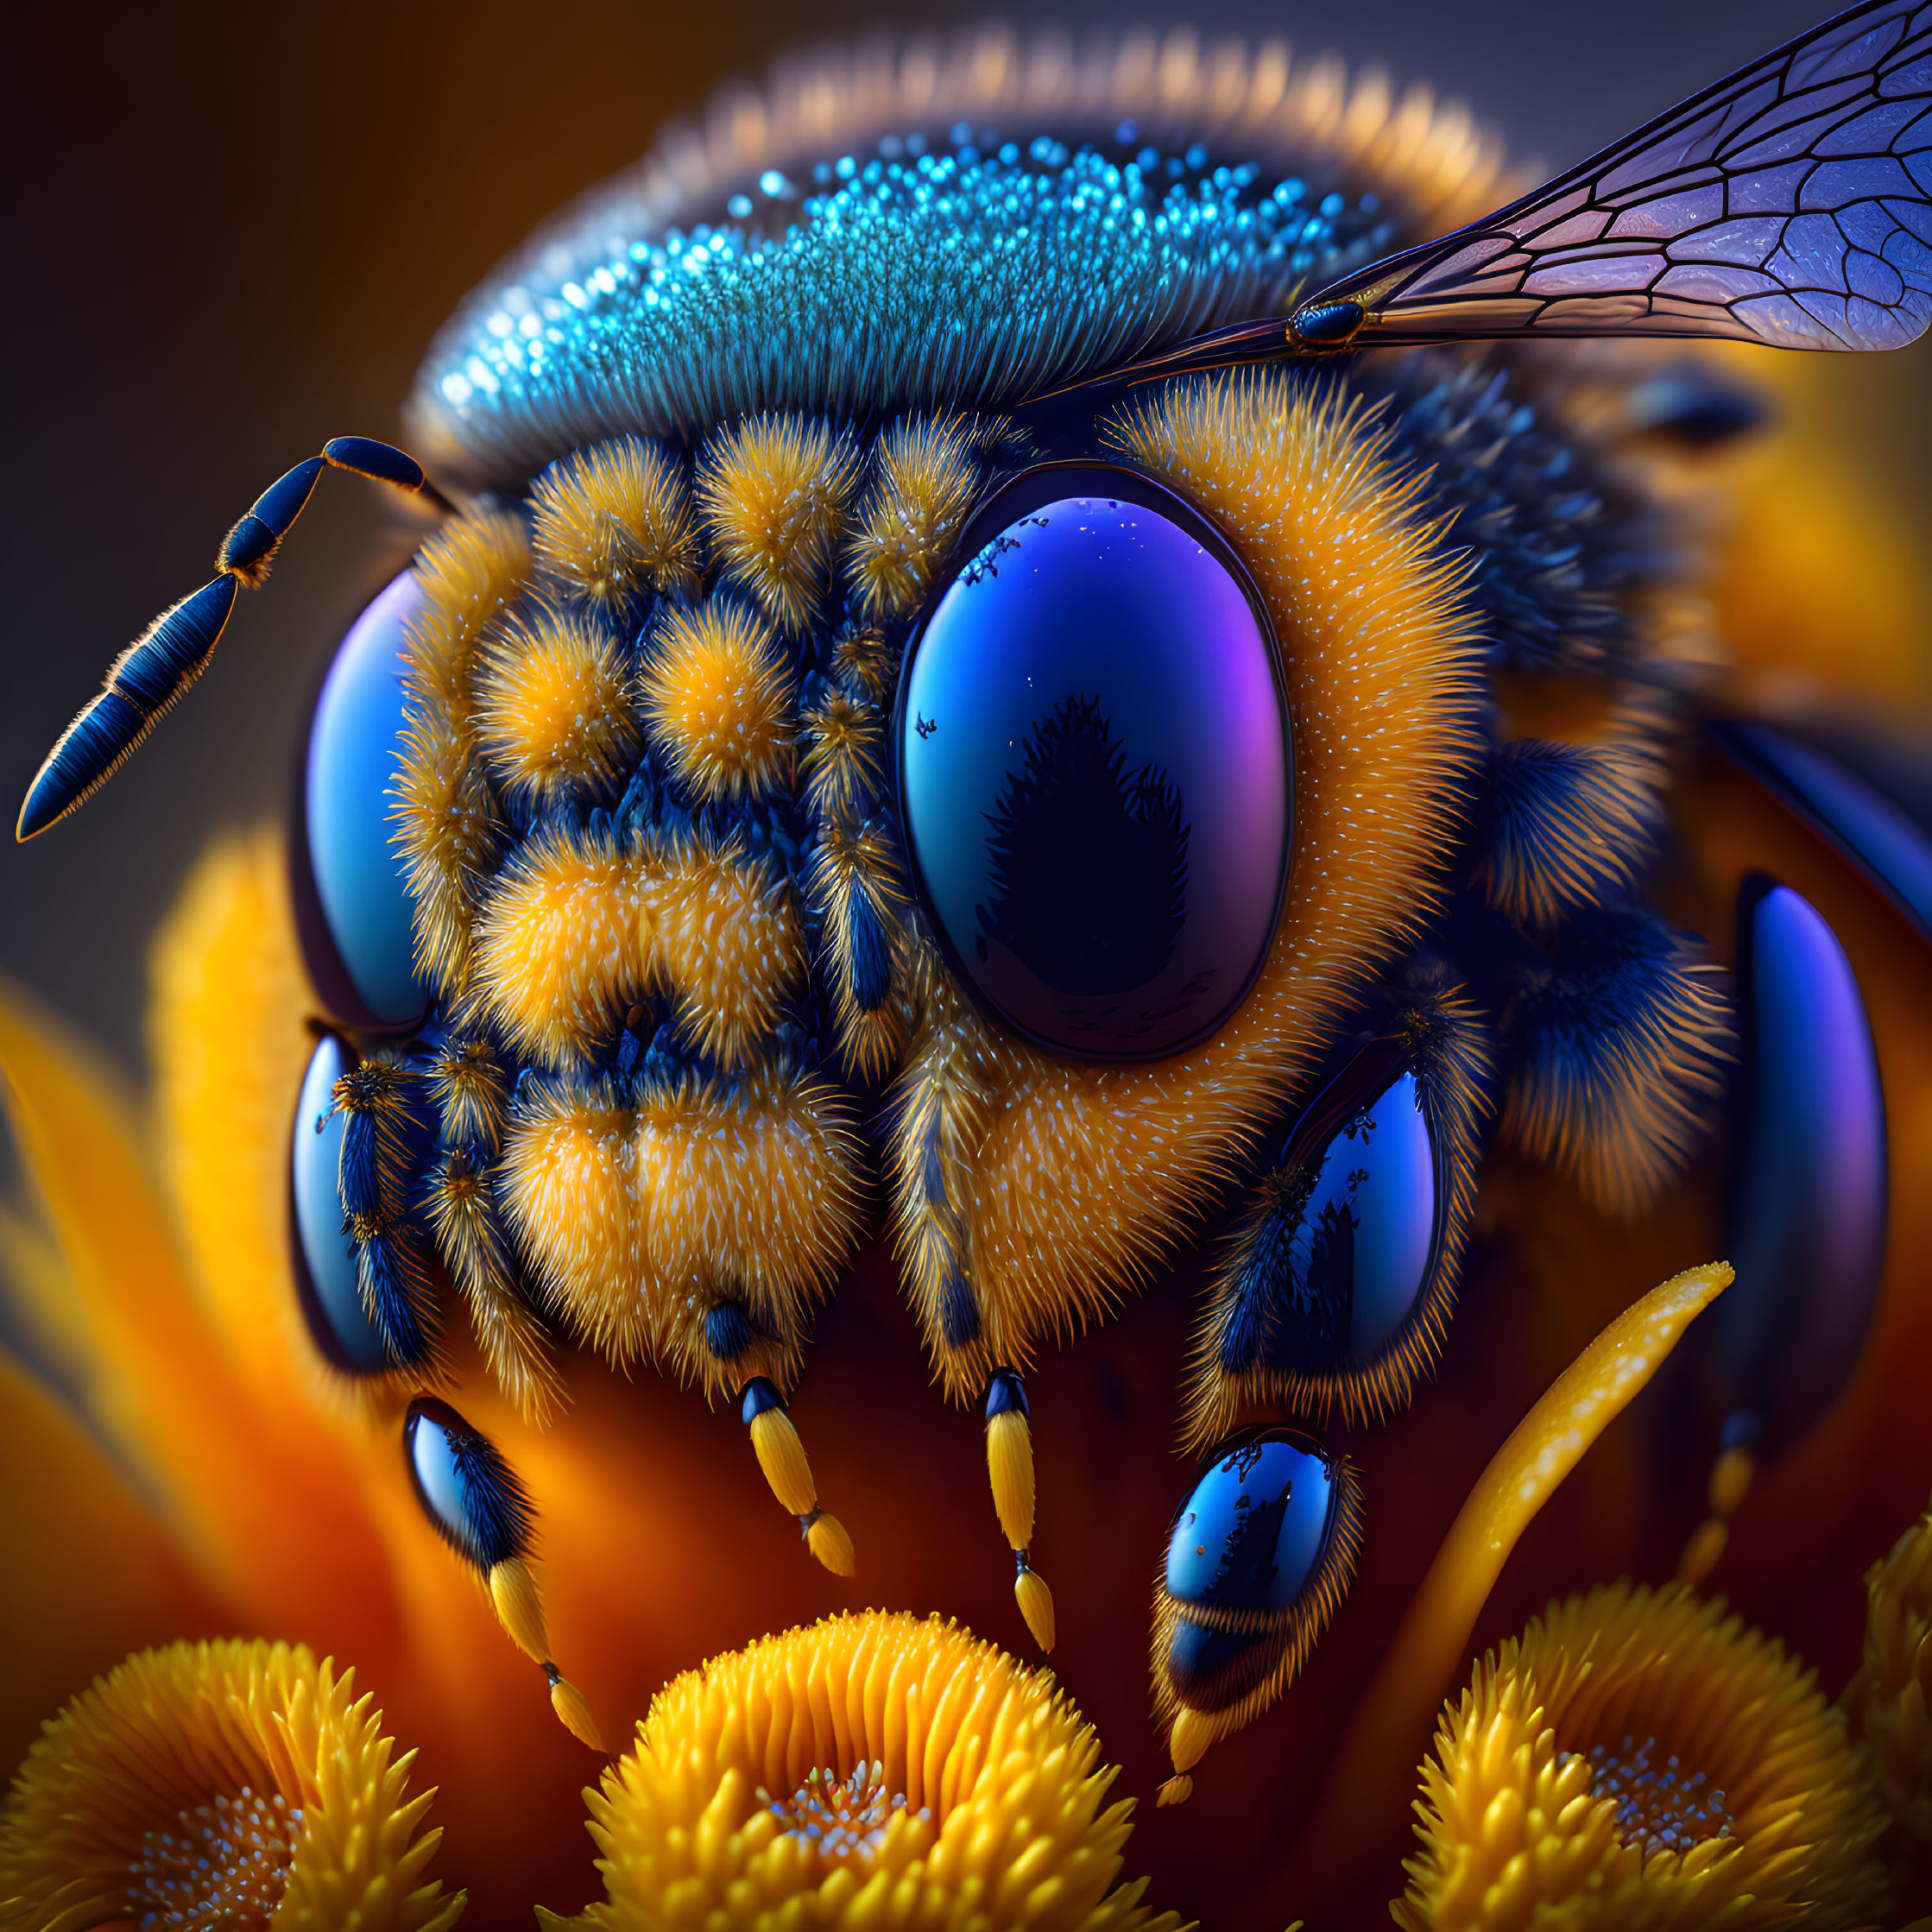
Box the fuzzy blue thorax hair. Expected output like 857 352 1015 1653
407 34 1471 489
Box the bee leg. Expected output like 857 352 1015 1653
738 1374 856 1576
331 1052 442 1367
1677 1417 1759 1587
402 1397 603 1751
1150 1426 1365 1806
17 435 445 842
984 1369 1054 1651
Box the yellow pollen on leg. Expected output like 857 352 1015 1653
125 1785 303 1932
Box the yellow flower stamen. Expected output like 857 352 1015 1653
1841 1490 1932 1849
0 1638 464 1932
539 1608 1190 1930
1282 1260 1733 1861
1394 1581 1891 1930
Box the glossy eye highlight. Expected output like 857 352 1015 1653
897 466 1290 1063
294 568 427 1030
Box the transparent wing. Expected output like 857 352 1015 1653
1299 0 1932 351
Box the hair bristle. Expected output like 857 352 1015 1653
638 597 795 804
395 509 528 999
799 689 886 822
421 1150 564 1425
1180 967 1496 1450
390 719 503 1000
404 509 532 722
414 28 1514 487
808 818 910 1081
530 433 700 608
468 820 638 1070
1478 736 1667 935
1506 906 1736 1216
846 414 982 618
477 606 641 803
828 628 899 704
647 1069 869 1402
894 372 1483 1399
407 1398 538 1572
881 964 1002 1399
427 1034 508 1157
331 1056 423 1222
696 414 860 630
469 821 805 1070
650 830 806 1067
1371 354 1671 674
500 1066 866 1394
497 1075 654 1364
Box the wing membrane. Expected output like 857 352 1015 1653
1302 0 1932 351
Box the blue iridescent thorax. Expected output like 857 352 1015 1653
414 122 1399 485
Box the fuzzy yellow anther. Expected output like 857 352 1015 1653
548 1672 606 1753
748 1405 818 1518
987 1407 1036 1550
1014 1562 1056 1653
805 1510 856 1577
489 1557 551 1665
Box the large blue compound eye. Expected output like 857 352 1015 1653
289 1029 393 1374
1155 1427 1362 1718
898 465 1291 1063
291 568 427 1031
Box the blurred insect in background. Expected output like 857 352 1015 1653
16 0 1929 1790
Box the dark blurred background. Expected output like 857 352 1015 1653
0 0 1915 1076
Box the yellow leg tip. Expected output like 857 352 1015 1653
1170 1706 1215 1775
489 1557 551 1665
987 1407 1036 1550
749 1404 819 1518
1014 1563 1056 1652
1677 1515 1729 1586
805 1509 856 1576
549 1673 606 1753
1155 1774 1194 1808
1709 1443 1757 1519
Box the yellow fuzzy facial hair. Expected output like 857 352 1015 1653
886 373 1486 1397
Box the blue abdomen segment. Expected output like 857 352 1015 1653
296 569 427 1030
288 1030 393 1374
1721 875 1887 1454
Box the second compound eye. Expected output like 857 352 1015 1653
897 466 1291 1063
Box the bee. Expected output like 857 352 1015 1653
16 0 1924 1788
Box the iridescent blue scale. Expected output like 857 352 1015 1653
294 569 427 1031
288 1031 393 1375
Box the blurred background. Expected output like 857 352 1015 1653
2 0 1926 1077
